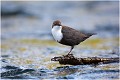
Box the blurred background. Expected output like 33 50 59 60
1 1 119 39
1 1 119 79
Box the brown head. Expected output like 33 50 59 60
52 20 62 28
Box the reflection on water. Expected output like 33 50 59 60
1 1 119 79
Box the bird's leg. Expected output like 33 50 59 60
67 46 74 55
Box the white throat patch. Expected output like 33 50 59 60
52 26 63 42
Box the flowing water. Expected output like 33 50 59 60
1 1 119 79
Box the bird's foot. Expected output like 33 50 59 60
67 53 73 56
62 53 73 57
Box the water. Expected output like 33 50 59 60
1 1 119 79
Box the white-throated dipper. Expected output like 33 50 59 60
51 20 96 54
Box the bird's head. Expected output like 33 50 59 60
52 20 61 28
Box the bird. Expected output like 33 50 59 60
51 20 96 55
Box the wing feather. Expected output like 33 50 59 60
60 26 88 46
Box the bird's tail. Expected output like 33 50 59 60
87 33 97 37
81 32 96 42
84 33 96 39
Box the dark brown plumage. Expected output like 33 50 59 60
52 20 96 54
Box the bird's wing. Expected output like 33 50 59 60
61 26 88 45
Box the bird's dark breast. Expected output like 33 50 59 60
59 26 89 46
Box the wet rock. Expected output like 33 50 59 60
51 54 119 65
